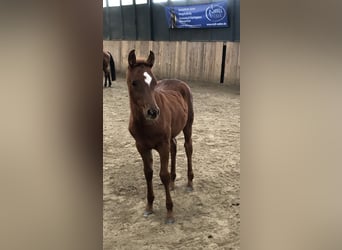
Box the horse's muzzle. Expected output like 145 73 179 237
147 107 160 120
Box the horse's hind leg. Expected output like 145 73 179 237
104 73 108 87
170 138 177 190
105 72 111 87
137 145 154 216
183 124 194 191
108 72 112 87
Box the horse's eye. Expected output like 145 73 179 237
132 80 138 86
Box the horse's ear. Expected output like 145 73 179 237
128 49 136 68
146 50 155 67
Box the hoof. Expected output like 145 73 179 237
186 186 194 192
143 210 153 217
165 217 175 224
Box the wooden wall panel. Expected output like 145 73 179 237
104 41 240 86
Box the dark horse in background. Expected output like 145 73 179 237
103 50 116 87
126 49 194 224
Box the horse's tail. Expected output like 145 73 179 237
108 52 116 81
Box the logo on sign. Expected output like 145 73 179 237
205 4 226 22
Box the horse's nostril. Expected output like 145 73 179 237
147 108 158 119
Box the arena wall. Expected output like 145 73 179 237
103 40 240 86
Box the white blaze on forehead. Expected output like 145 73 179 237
143 72 152 86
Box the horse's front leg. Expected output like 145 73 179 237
136 144 154 217
157 142 174 224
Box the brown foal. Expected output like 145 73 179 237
126 49 194 224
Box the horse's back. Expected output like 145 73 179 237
156 79 194 125
156 79 192 101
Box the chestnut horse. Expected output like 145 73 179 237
103 50 116 87
126 49 194 224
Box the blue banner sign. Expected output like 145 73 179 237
165 1 229 29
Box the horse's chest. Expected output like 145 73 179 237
129 124 167 148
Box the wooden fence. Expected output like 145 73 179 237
103 40 240 86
